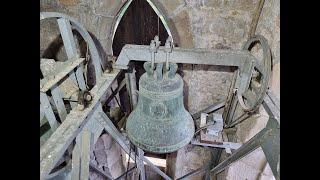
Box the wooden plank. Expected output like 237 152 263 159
75 65 86 91
80 130 92 180
40 105 47 127
40 104 45 122
40 58 85 92
71 138 81 180
137 148 146 180
51 85 68 122
40 92 59 130
40 70 119 179
40 129 53 147
85 104 104 143
57 18 86 91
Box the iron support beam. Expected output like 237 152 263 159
115 45 255 73
191 139 242 150
192 101 225 120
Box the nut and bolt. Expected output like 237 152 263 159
85 94 92 101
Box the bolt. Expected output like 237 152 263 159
252 69 259 78
154 35 159 42
85 94 92 101
154 36 161 48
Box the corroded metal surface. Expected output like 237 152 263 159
210 116 279 180
114 44 255 70
126 62 195 153
237 35 272 112
113 38 270 114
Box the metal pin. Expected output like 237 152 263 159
164 37 172 71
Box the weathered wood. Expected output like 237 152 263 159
40 92 59 130
137 148 146 180
80 130 92 180
71 138 81 180
40 58 85 92
40 70 119 179
51 85 68 122
84 104 104 144
57 18 86 91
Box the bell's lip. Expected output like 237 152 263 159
127 131 194 154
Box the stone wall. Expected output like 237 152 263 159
40 0 279 179
40 0 279 109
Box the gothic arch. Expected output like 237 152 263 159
103 0 194 55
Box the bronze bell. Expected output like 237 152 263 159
126 62 195 153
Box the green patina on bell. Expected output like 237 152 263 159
126 62 195 153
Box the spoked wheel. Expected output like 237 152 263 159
40 12 104 179
40 12 104 88
237 35 272 112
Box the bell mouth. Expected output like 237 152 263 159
127 131 193 154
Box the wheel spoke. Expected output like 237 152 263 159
254 62 264 74
57 18 78 59
57 18 86 91
40 92 60 130
51 85 68 122
250 80 261 95
243 90 255 108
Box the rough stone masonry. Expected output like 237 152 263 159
40 0 279 179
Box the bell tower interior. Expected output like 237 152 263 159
40 0 280 179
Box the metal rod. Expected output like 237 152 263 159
225 112 250 128
89 162 113 179
210 127 270 175
192 101 225 120
248 0 266 38
191 139 242 150
104 79 126 105
176 165 209 180
115 166 136 180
